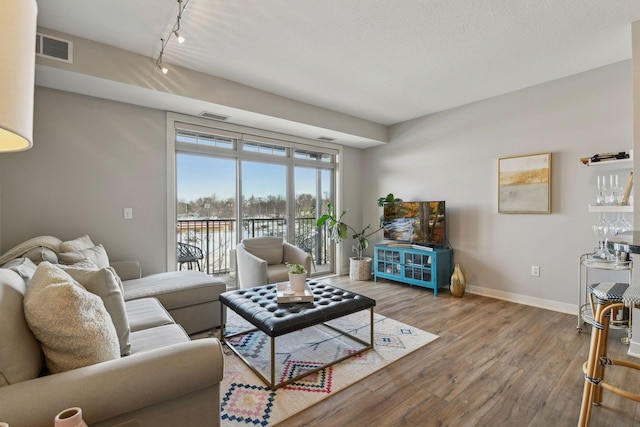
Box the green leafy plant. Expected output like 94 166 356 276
377 193 402 226
287 263 306 274
316 203 379 260
317 194 402 260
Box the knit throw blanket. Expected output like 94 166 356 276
0 236 63 266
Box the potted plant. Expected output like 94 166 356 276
315 203 373 280
317 194 401 280
287 262 307 292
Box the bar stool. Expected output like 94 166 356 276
579 282 640 426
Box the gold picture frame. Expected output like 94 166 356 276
498 152 551 214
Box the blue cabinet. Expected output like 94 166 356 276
374 244 453 296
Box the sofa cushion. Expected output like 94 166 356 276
1 257 37 283
242 237 284 265
61 265 132 356
126 298 175 332
24 262 120 374
59 244 110 269
60 235 95 253
123 271 224 310
0 269 43 387
129 324 190 354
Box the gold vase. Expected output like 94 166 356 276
450 263 466 298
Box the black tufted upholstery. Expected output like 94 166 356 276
220 280 376 337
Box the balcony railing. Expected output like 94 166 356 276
176 217 330 276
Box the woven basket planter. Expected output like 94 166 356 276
349 257 372 281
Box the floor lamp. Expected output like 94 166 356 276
0 1 38 152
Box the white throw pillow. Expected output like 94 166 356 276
60 265 131 356
58 244 110 269
1 257 38 282
60 235 95 253
23 262 120 374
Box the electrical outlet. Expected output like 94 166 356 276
352 245 357 253
531 265 540 277
124 208 133 220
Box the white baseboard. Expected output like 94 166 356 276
466 284 577 315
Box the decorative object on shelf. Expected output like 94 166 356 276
580 151 630 164
286 263 307 292
54 407 87 427
622 171 634 206
450 263 466 298
498 152 551 214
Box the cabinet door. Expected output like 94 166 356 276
404 252 432 282
376 248 402 277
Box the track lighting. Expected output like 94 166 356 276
156 38 169 74
155 0 189 74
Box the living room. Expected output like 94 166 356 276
2 1 640 425
1 2 638 313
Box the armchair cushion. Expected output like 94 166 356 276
24 262 120 374
242 236 284 265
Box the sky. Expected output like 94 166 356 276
177 154 321 202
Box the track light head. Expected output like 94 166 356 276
159 64 169 74
174 31 185 44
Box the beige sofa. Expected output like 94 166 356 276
0 236 226 427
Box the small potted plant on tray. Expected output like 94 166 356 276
287 263 307 292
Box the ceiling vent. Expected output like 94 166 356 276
199 111 230 121
36 33 73 63
317 136 336 142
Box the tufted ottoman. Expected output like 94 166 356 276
220 280 376 389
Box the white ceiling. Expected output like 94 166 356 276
35 0 640 128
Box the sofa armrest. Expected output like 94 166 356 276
110 260 142 281
0 339 223 427
283 242 312 277
236 244 268 288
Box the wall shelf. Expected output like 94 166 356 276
588 205 633 213
586 158 632 168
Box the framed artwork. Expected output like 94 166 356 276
498 152 551 214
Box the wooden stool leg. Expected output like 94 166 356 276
579 298 608 427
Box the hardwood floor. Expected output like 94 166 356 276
279 276 640 426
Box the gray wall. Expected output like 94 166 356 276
358 61 633 311
0 61 633 312
0 87 168 275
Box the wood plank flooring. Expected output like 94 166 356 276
278 276 640 426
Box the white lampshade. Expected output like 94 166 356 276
0 1 38 152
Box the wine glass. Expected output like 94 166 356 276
592 213 608 259
611 213 625 237
596 175 604 206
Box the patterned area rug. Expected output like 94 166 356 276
220 310 438 426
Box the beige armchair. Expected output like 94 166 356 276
236 236 311 289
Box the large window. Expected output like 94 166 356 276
171 118 338 281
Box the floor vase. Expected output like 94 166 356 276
450 263 466 297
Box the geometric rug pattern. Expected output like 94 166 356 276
220 310 438 426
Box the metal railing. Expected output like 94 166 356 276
176 217 330 275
